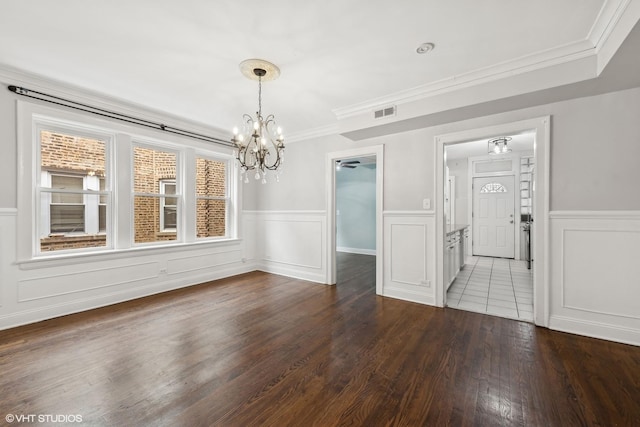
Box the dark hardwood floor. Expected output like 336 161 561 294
0 253 638 426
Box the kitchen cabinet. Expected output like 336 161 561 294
445 224 468 290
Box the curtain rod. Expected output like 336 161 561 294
7 85 232 148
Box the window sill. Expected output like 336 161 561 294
16 237 243 270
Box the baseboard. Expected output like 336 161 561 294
549 315 640 347
257 262 327 285
336 247 376 256
382 286 435 306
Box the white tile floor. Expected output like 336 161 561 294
446 256 533 322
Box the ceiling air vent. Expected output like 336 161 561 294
374 105 396 119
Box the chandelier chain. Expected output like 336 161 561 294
258 76 262 118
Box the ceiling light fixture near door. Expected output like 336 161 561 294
488 137 512 155
232 59 285 184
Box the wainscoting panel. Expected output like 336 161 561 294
167 249 243 275
18 261 161 302
0 209 18 310
248 211 327 283
549 211 640 346
0 208 253 331
383 212 435 305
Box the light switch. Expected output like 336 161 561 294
423 198 431 209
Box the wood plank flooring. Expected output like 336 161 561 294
0 253 638 426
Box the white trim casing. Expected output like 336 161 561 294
326 145 384 293
435 116 551 327
17 101 237 260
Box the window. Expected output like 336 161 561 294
133 145 178 243
480 182 507 193
49 174 85 233
160 180 177 231
99 177 107 232
38 130 109 253
196 157 228 238
19 103 237 260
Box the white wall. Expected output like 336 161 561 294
258 86 640 345
2 64 640 345
0 68 255 330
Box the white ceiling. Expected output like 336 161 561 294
0 1 629 139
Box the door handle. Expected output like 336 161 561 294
510 220 514 223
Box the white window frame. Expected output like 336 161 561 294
195 155 232 240
41 172 108 236
159 179 177 232
131 141 182 246
25 115 114 256
16 101 239 263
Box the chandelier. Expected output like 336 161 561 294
232 59 285 184
488 136 512 155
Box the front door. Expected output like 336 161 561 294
472 176 515 258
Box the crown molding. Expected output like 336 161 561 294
286 123 340 144
332 39 595 120
333 0 635 121
588 0 632 50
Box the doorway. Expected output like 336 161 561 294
335 156 377 285
326 145 384 293
472 175 516 258
435 117 550 327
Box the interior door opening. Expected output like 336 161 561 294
334 155 377 286
442 132 535 323
326 145 384 295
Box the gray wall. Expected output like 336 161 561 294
0 81 17 208
336 165 376 251
2 77 639 213
251 86 640 213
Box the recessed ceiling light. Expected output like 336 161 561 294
416 42 435 54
